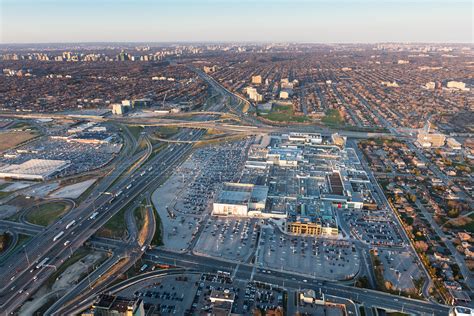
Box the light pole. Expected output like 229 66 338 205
23 245 30 266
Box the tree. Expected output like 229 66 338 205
414 240 429 252
447 209 460 218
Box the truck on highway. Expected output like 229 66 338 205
115 190 123 197
89 212 99 220
35 257 50 269
125 184 132 190
65 220 76 229
64 240 71 246
53 231 64 242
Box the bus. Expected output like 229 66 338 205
65 220 76 229
53 231 64 242
140 264 148 272
35 257 49 269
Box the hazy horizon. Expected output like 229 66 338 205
1 0 473 44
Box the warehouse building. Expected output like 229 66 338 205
0 158 70 181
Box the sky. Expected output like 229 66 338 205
1 0 472 44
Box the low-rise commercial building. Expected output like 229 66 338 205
85 294 144 316
0 158 70 181
212 183 268 216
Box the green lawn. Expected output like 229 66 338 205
26 202 70 226
262 105 310 123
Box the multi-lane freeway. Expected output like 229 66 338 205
0 128 204 314
0 63 464 316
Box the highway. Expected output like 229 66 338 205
0 61 463 315
0 128 205 314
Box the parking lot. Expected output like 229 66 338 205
190 273 285 315
175 139 252 215
151 174 201 252
341 209 404 247
377 249 422 291
0 136 120 177
194 218 259 262
258 226 360 280
116 272 285 315
117 274 200 315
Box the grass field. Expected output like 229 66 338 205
150 203 163 246
133 203 146 231
126 125 143 141
26 202 71 226
5 234 31 259
0 232 12 253
0 131 38 152
458 214 474 233
262 104 311 123
0 191 11 199
153 126 180 139
322 109 345 126
0 183 12 199
97 207 128 239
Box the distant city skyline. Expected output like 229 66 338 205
1 0 473 44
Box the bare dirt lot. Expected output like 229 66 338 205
0 131 37 152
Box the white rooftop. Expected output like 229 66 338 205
0 159 69 179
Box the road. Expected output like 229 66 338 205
403 185 474 291
0 128 204 314
140 249 449 316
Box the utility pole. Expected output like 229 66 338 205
23 245 30 266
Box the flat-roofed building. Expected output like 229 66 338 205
286 201 339 237
299 289 325 305
112 103 125 115
417 132 446 147
212 183 268 216
0 159 70 181
209 289 235 316
447 137 462 150
266 147 302 167
87 294 144 316
251 75 262 84
449 306 474 316
285 132 322 144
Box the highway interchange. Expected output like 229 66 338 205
0 67 459 315
0 127 204 314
